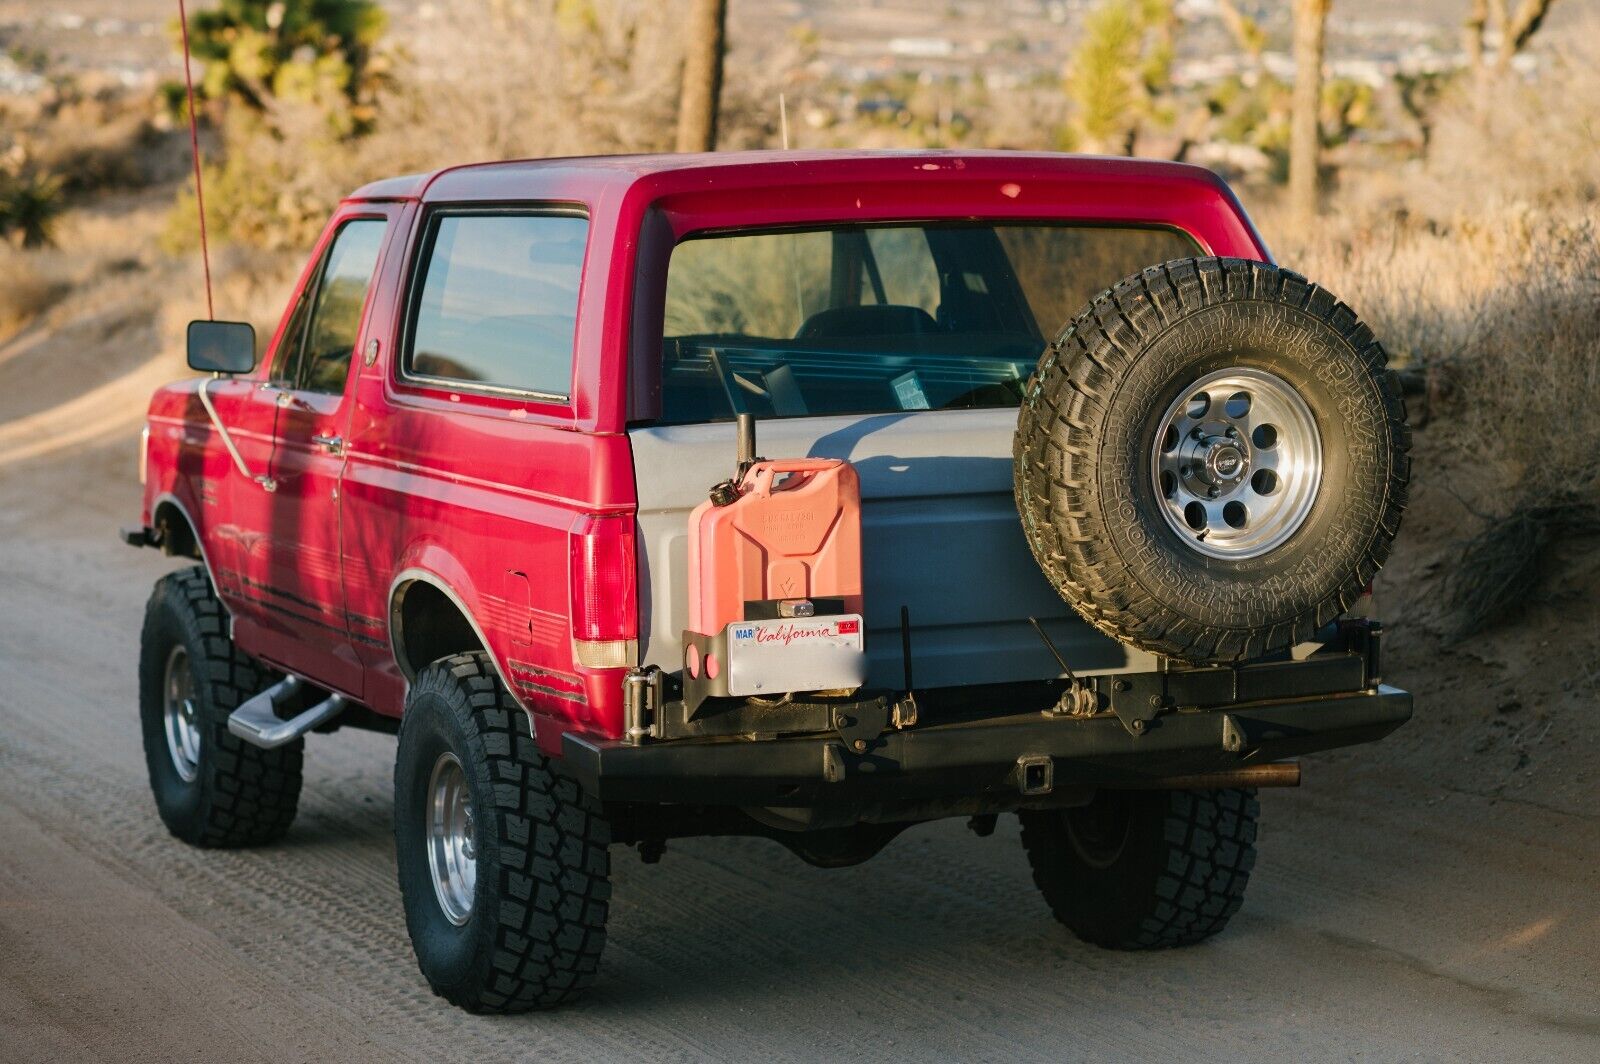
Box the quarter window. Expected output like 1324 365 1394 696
406 212 587 399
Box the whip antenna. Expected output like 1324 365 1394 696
176 0 214 321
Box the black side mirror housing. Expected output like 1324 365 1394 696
187 319 257 374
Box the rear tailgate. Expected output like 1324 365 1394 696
630 408 1156 690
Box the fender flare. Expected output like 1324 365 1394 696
150 491 229 614
387 567 525 713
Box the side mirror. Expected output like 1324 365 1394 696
187 319 256 374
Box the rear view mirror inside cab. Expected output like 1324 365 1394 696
187 319 257 374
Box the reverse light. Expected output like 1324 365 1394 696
569 512 638 669
138 424 150 486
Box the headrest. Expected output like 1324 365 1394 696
795 304 938 340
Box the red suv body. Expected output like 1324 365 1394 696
132 150 1411 1012
138 150 1270 748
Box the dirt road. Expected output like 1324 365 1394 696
0 427 1595 1063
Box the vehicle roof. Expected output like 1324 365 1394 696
345 150 1231 203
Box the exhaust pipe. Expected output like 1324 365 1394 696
1116 762 1302 790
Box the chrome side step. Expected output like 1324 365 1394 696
227 675 346 749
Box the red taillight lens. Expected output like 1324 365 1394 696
568 513 638 643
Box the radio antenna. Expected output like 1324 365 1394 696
779 92 790 149
175 0 214 321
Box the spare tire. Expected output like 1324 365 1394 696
1014 257 1409 665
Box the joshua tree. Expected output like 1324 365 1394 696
1288 0 1331 226
175 0 388 137
1064 0 1176 156
676 0 727 152
1466 0 1561 76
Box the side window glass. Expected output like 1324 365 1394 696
295 219 387 394
406 212 587 398
269 271 317 384
663 230 833 338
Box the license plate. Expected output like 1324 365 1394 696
726 615 868 696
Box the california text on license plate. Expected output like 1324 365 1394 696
725 615 868 696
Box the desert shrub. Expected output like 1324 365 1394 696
171 0 389 138
0 247 70 339
1411 33 1600 222
0 172 64 249
1423 215 1600 633
374 0 680 162
166 0 689 251
162 128 342 252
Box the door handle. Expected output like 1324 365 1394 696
310 433 345 455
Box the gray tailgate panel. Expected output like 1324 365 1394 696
629 409 1153 689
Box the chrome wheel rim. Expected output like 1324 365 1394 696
1151 367 1322 559
162 645 201 783
426 752 476 926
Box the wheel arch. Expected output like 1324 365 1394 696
149 493 230 622
388 568 517 699
151 493 203 561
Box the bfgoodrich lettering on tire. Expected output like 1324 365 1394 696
394 652 610 1013
1014 257 1410 664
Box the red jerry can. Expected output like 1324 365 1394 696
686 458 864 638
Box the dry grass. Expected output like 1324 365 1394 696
1243 198 1600 650
1245 22 1600 637
0 249 71 343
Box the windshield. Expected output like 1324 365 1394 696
657 221 1198 424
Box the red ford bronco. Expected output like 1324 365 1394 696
128 151 1410 1013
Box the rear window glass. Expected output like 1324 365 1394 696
659 222 1196 424
406 211 587 399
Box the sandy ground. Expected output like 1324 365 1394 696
1 196 1598 1061
1 440 1598 1063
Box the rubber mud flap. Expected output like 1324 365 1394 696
1013 256 1410 665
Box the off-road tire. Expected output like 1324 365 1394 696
1014 256 1409 664
138 566 303 846
394 652 610 1013
1018 788 1259 949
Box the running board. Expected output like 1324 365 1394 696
227 675 346 749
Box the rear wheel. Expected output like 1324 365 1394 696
394 652 611 1012
1018 788 1259 949
138 566 303 847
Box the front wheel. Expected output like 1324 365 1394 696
1018 788 1259 949
394 653 611 1013
138 566 302 846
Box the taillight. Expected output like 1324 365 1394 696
568 512 638 669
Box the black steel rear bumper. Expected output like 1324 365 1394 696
564 683 1411 806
